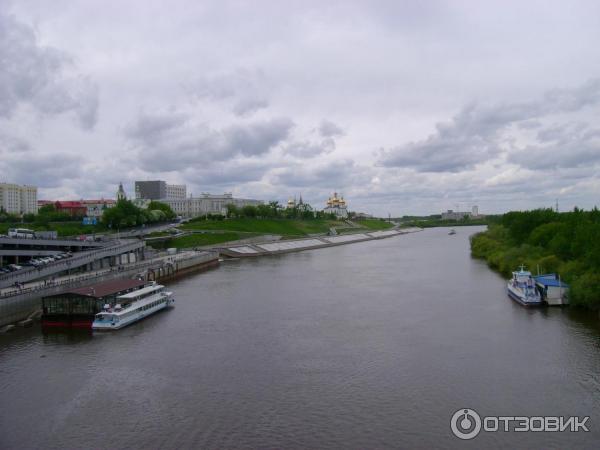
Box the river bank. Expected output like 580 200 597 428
218 227 422 257
470 210 600 311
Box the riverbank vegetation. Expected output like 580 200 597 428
0 219 102 237
181 218 344 236
225 201 338 220
102 200 175 229
1 200 176 237
401 216 491 228
149 232 242 249
354 219 394 230
470 208 600 310
0 203 102 236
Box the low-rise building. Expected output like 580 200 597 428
82 199 116 218
441 206 481 221
534 274 570 306
0 182 38 215
54 201 87 217
163 193 263 218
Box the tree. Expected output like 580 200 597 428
268 201 281 217
102 199 147 228
226 204 239 218
147 201 176 220
257 204 273 218
38 204 56 214
242 205 258 217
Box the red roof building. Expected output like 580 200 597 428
54 201 87 217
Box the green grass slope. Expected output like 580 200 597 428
181 218 344 236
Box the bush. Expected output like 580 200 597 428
570 271 600 310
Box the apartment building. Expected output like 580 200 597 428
0 182 38 215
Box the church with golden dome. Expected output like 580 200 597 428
323 192 348 218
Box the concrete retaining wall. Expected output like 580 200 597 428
219 228 422 258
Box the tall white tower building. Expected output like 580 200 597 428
0 182 38 215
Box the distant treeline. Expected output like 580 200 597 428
400 216 492 228
471 208 600 310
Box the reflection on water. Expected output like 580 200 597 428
1 226 600 449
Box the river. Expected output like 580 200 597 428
1 226 599 449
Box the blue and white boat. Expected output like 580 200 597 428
507 265 543 306
92 282 174 330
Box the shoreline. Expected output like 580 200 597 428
217 227 422 258
0 228 422 330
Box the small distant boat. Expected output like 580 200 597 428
448 229 456 235
92 282 174 330
507 265 542 306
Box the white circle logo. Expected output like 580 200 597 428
451 408 482 440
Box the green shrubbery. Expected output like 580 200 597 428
470 208 600 310
222 201 337 220
181 218 343 236
102 199 175 229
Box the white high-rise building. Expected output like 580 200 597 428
0 183 38 215
166 184 187 200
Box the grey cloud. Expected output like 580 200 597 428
0 132 32 153
0 13 99 129
232 98 269 116
510 124 600 170
518 120 542 130
124 111 190 142
188 69 269 116
0 150 82 188
543 79 600 113
182 159 275 188
124 112 293 171
536 122 587 143
283 138 335 158
379 79 600 172
318 120 345 138
272 159 371 188
224 117 293 157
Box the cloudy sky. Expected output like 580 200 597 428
1 0 600 216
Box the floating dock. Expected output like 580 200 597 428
0 250 218 328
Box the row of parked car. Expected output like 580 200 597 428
0 252 73 274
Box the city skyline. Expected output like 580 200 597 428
1 1 600 216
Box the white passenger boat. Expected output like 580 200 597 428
92 282 174 330
507 265 542 307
